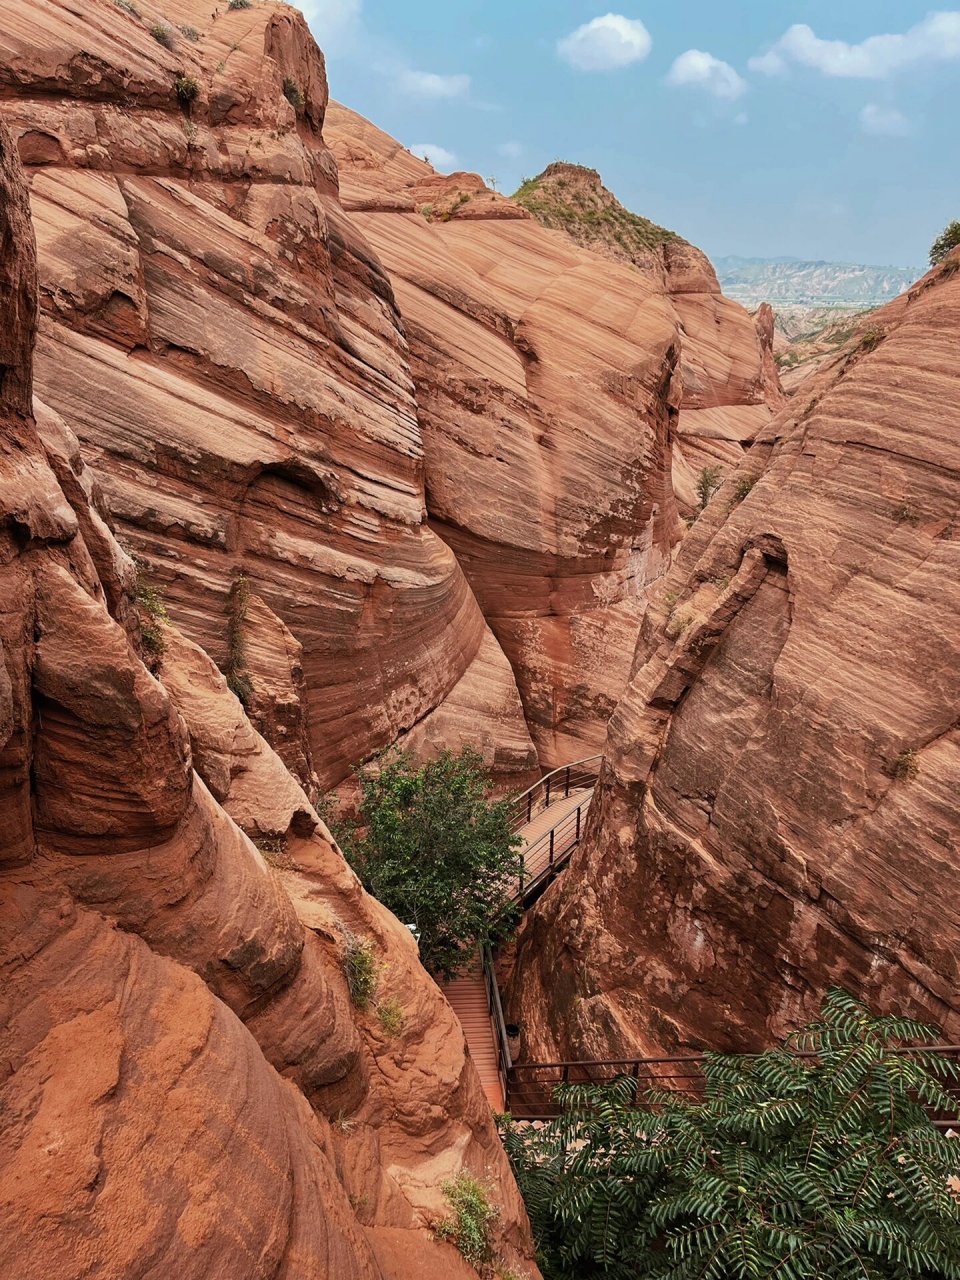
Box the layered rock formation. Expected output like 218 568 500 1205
0 0 538 794
0 112 537 1280
327 114 781 764
510 253 960 1062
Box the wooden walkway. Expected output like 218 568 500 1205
441 782 595 1111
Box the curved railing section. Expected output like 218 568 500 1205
508 755 602 833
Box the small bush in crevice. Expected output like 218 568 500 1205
731 474 756 504
891 747 919 780
175 74 200 104
342 932 378 1010
376 997 406 1036
434 1173 499 1270
665 608 693 640
178 24 200 41
282 76 305 112
222 572 254 707
695 464 722 511
893 502 921 525
857 325 886 353
135 567 168 667
114 0 139 14
254 835 291 869
228 0 252 8
150 23 174 49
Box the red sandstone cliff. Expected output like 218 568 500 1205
509 257 960 1063
0 110 538 1280
326 108 782 765
0 0 539 796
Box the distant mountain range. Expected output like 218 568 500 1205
715 255 923 307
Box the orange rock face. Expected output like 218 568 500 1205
0 113 537 1280
327 111 781 765
510 255 960 1063
0 0 539 794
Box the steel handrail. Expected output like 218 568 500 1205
508 754 601 832
515 792 592 904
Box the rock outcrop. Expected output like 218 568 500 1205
326 114 782 764
0 0 539 795
0 111 537 1280
509 253 960 1063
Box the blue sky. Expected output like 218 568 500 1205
301 3 959 268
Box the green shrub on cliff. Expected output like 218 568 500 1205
501 989 960 1280
929 220 960 267
341 748 522 980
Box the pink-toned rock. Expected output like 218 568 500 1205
0 108 538 1279
0 0 537 792
510 254 960 1063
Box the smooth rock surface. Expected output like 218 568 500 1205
510 254 960 1061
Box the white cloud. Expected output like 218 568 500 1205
859 103 911 136
497 141 524 159
667 49 747 99
299 0 362 38
557 14 652 71
750 12 960 78
410 142 458 169
397 69 471 98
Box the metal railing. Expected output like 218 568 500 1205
508 755 602 833
502 1047 960 1123
515 791 593 906
481 945 513 1103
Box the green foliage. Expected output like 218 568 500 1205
114 0 139 14
696 464 722 511
858 325 886 353
930 220 960 267
254 835 291 869
665 609 693 640
178 24 200 41
434 1173 499 1268
222 573 254 707
891 748 919 781
228 0 252 8
135 566 168 666
150 23 174 49
512 167 678 256
501 989 960 1280
282 76 305 112
342 932 378 1010
376 996 406 1036
343 748 523 980
731 475 757 504
175 74 199 104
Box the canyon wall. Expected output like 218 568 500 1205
510 255 960 1062
0 109 538 1280
0 0 539 794
327 110 781 765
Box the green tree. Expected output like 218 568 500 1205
930 220 960 266
696 464 723 511
501 989 960 1280
342 748 523 981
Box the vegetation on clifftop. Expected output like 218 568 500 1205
512 163 679 264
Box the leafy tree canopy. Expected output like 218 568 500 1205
930 220 960 266
340 748 523 981
501 989 960 1280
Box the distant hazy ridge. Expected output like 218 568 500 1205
715 255 922 307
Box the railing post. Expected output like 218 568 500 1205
549 828 555 868
545 776 551 807
576 804 581 841
565 765 571 797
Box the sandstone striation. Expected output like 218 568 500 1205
327 113 782 764
509 252 960 1064
0 110 537 1280
0 0 538 794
